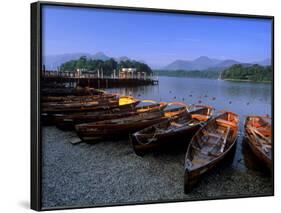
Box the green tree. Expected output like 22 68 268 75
60 58 152 75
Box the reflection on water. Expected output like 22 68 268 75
106 76 272 175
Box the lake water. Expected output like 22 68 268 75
108 76 272 121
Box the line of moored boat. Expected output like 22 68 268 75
41 87 272 192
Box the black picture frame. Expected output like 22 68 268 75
31 1 274 211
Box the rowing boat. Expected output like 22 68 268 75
75 102 188 143
41 93 118 104
184 111 239 193
41 86 104 96
244 115 272 170
130 105 214 156
41 96 139 125
55 100 167 131
41 96 139 114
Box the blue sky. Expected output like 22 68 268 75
42 5 272 67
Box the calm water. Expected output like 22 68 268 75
107 76 272 172
108 76 271 119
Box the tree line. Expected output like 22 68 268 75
155 64 272 82
60 56 152 75
221 64 272 82
154 70 220 79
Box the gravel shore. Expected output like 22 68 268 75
41 126 273 209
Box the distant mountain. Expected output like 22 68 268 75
115 56 130 62
215 59 240 68
255 58 271 66
164 56 224 71
91 51 110 61
44 52 137 70
43 53 91 70
192 56 221 69
43 52 271 71
44 52 113 70
164 60 193 70
164 56 270 71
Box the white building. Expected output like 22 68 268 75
120 68 137 78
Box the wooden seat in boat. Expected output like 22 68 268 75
201 129 221 139
191 114 209 121
170 122 184 127
206 132 221 138
216 119 236 128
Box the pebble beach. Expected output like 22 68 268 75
41 126 272 208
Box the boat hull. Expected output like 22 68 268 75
184 139 237 193
41 87 104 96
131 106 213 156
131 123 200 156
55 103 167 131
41 101 140 125
76 116 168 143
244 116 272 171
244 135 272 170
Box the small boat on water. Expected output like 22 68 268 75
41 96 139 114
41 86 104 96
130 105 214 156
75 102 188 143
244 115 272 170
184 111 239 193
41 93 118 104
55 100 167 131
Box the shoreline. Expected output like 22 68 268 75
154 75 272 83
222 78 272 83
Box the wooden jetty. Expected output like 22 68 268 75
41 70 159 88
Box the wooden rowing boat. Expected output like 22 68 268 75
41 93 118 104
130 105 214 156
41 86 104 96
244 115 272 170
41 96 140 125
184 111 239 193
75 102 188 143
55 100 168 131
41 96 139 114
